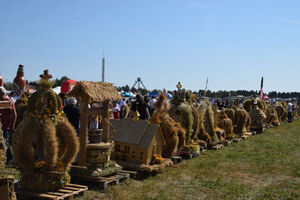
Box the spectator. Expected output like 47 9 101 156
148 96 157 116
63 97 80 135
287 100 293 123
113 101 121 119
0 87 16 164
130 94 150 120
118 98 126 119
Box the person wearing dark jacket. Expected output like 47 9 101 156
63 97 80 135
130 94 150 120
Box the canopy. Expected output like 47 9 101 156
61 79 76 93
167 93 173 98
121 92 135 97
263 95 270 100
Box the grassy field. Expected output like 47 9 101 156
78 119 300 200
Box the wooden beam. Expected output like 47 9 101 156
101 100 110 143
78 95 89 166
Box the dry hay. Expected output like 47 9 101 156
169 103 194 143
116 158 173 173
266 104 280 126
68 81 121 103
12 78 79 191
150 93 186 157
198 100 219 145
217 112 235 139
15 93 28 128
243 99 267 113
0 121 6 174
276 102 288 122
233 108 251 136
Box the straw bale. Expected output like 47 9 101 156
68 81 121 103
0 122 6 173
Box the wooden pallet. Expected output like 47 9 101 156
0 177 16 200
232 138 242 143
170 156 182 164
211 144 223 151
176 151 200 159
71 172 130 190
15 183 88 200
223 140 232 146
200 145 207 152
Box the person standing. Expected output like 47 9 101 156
63 97 80 135
113 101 121 119
287 100 294 123
118 98 126 119
0 87 16 164
148 96 157 117
130 94 150 120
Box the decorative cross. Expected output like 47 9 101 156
40 69 53 80
176 82 182 92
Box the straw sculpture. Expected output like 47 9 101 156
216 110 235 139
276 102 288 122
0 122 6 174
150 93 186 157
231 107 251 136
243 99 267 113
12 73 79 191
266 104 280 126
198 100 219 145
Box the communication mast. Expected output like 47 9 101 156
101 53 105 82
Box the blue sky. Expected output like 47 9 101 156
0 0 300 92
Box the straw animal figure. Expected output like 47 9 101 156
0 122 6 174
150 93 186 157
12 72 79 191
198 100 219 145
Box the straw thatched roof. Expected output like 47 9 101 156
68 81 121 103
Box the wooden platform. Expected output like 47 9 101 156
210 144 223 151
71 171 130 190
200 145 207 152
223 140 232 146
15 183 88 200
0 177 16 200
170 156 182 164
232 138 242 143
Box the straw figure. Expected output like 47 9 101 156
150 93 186 157
243 99 267 114
248 102 266 133
276 102 288 122
265 104 280 126
198 100 219 145
169 84 199 144
12 70 79 191
0 122 6 174
216 109 235 139
227 106 251 136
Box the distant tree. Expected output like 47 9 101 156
53 76 70 88
3 82 14 91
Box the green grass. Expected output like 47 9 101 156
78 120 300 200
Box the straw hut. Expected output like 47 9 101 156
68 81 121 166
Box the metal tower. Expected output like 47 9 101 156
132 77 146 90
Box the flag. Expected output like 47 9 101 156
260 76 264 99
